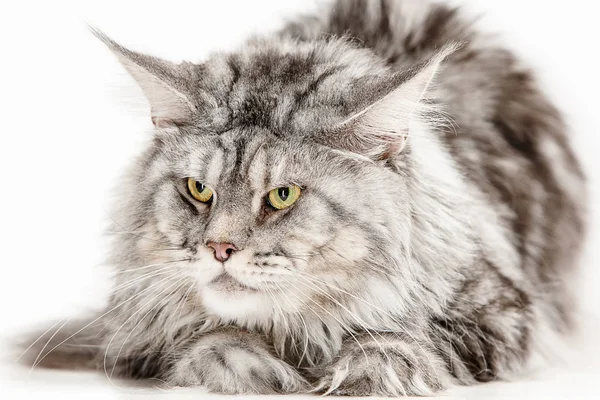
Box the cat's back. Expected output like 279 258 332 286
284 0 587 321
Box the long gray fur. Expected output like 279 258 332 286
21 0 587 396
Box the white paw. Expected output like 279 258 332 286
315 345 445 396
167 330 309 394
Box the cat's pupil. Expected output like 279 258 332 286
278 187 289 201
196 182 205 193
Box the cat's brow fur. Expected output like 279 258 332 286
21 0 586 396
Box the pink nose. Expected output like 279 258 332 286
206 242 238 262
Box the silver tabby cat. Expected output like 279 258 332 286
24 0 587 396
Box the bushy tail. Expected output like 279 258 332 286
282 0 467 64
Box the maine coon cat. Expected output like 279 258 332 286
22 0 587 396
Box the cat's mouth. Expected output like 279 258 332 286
208 272 258 293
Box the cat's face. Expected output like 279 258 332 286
99 32 448 326
133 126 407 324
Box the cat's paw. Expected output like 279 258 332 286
167 329 309 394
315 342 447 396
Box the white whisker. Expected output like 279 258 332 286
106 276 188 380
31 274 183 370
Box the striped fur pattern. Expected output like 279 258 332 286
23 0 587 396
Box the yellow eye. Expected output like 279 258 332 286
267 185 301 210
187 178 213 203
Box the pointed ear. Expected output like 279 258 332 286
91 28 199 128
324 44 459 160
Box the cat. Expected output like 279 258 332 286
21 0 587 396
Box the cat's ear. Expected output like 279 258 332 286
326 45 458 160
91 28 199 128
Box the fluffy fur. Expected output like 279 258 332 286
21 0 587 396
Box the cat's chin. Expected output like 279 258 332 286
200 274 275 324
208 272 259 293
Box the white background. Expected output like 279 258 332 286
0 0 599 399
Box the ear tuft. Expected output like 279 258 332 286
327 43 460 160
89 27 198 128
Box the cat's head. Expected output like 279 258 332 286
99 30 453 326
